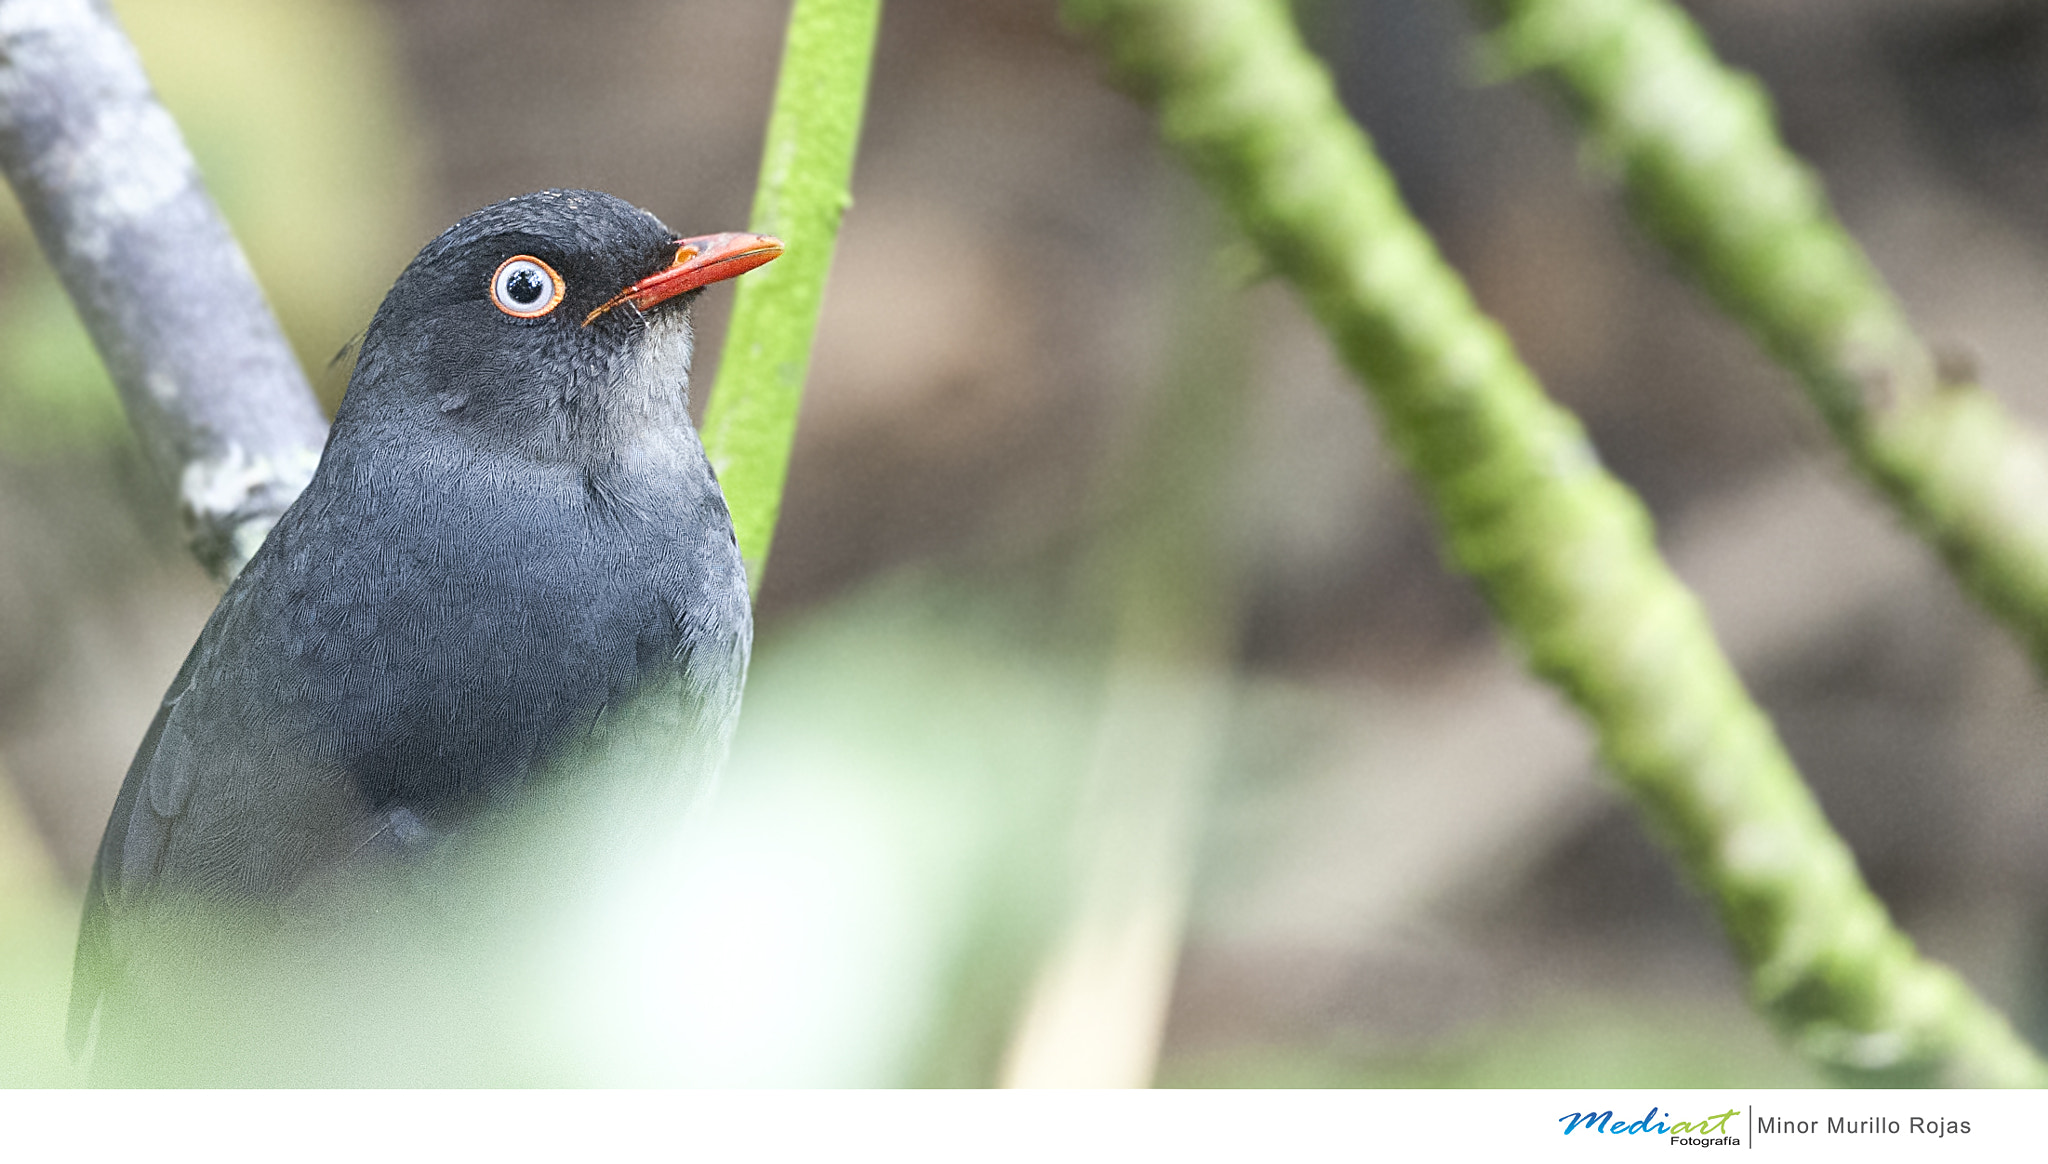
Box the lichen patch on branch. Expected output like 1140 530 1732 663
178 443 321 576
48 103 193 262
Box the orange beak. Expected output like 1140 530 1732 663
583 232 783 326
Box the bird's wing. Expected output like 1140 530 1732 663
675 588 750 759
652 538 753 796
66 611 211 1055
65 555 365 1058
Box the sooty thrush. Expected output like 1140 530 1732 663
69 189 781 1063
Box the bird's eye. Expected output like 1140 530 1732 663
490 255 564 318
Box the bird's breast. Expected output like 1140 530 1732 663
259 447 748 824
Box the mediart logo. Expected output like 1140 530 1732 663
1558 1106 1741 1146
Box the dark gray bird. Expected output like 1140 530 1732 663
69 189 781 1069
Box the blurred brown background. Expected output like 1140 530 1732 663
5 0 2048 1084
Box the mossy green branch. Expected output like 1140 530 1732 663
700 0 882 594
1471 0 2048 674
1064 0 2047 1085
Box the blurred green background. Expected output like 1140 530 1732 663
8 0 2048 1085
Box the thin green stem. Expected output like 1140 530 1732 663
700 0 882 595
1472 0 2048 675
1066 0 2047 1085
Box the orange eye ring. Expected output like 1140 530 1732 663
490 255 565 318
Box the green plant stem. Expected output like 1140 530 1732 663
1471 0 2048 675
700 0 882 594
1065 0 2047 1086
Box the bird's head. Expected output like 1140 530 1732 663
337 189 780 462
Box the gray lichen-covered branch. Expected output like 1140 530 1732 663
0 0 326 583
1471 0 2048 674
1064 0 2047 1085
